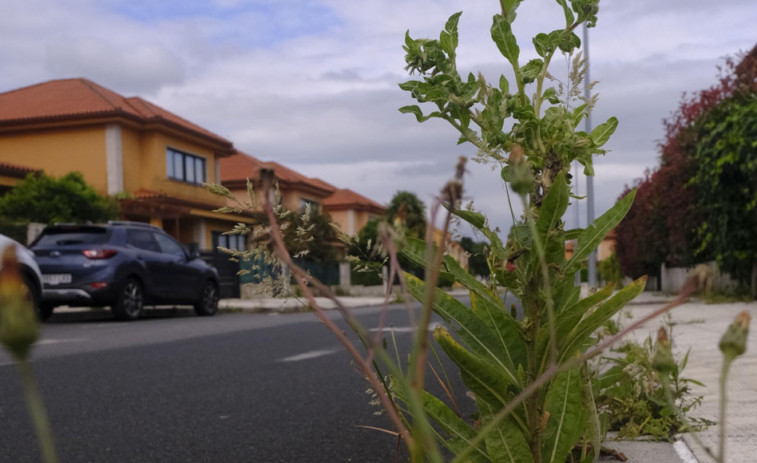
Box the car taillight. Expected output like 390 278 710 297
82 249 117 259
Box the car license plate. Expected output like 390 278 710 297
43 274 72 285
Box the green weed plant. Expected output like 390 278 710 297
203 1 751 462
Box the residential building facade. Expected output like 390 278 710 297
0 78 247 249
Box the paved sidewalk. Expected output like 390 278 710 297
621 298 757 463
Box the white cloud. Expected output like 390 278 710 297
0 0 755 237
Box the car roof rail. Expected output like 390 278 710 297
53 221 93 226
107 220 161 230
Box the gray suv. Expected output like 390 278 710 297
31 221 220 321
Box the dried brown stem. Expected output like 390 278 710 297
382 230 416 327
259 170 413 448
411 168 463 392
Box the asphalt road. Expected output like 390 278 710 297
0 300 484 462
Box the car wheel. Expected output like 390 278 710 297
112 278 144 321
21 272 48 321
38 303 55 322
194 281 219 316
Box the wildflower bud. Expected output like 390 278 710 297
719 311 751 360
0 246 39 361
509 144 525 164
508 144 533 196
652 327 676 375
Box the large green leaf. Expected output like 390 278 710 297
444 204 507 261
399 105 441 122
423 391 488 461
566 189 636 273
552 282 615 341
589 116 619 147
435 328 513 408
555 0 575 25
491 14 519 64
536 173 569 242
389 378 488 462
551 275 580 315
469 290 527 371
400 237 453 281
441 256 526 368
542 368 584 463
520 59 543 84
440 12 462 56
478 399 533 463
405 274 520 385
560 276 646 361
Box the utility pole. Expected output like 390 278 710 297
584 24 597 287
574 161 581 286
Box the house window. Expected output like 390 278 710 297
166 148 206 185
212 231 246 251
300 198 319 214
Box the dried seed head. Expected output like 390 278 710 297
509 144 525 164
0 246 39 361
719 311 751 360
656 326 670 349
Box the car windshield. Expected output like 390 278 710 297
33 227 110 246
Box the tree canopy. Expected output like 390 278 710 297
0 172 118 224
459 236 490 277
385 191 427 238
616 45 757 282
280 209 341 263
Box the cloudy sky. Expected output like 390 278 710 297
1 0 754 235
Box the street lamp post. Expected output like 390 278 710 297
584 24 597 287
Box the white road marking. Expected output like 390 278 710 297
674 439 699 463
36 338 88 346
279 349 339 363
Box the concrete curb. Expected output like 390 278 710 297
218 296 390 314
219 288 470 314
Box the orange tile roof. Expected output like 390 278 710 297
221 152 337 197
306 177 337 192
221 153 385 213
220 151 266 182
0 78 232 149
0 162 41 178
323 188 386 213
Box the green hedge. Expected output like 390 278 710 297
0 220 28 244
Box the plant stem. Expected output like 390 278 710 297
719 357 733 463
523 279 543 462
660 376 716 461
17 359 59 463
259 172 416 452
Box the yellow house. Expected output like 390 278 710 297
323 189 385 236
0 78 249 249
0 162 42 195
565 228 617 262
432 227 469 272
